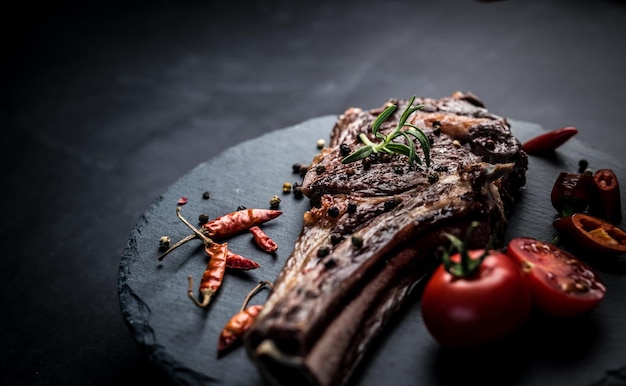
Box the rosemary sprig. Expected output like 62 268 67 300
341 96 431 167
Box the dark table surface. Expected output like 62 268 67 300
2 0 626 385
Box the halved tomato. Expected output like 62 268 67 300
506 237 606 317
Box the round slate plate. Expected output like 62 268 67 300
119 116 626 386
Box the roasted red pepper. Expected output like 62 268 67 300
550 172 593 216
589 169 622 224
522 126 578 155
553 213 626 256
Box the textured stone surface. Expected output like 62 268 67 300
120 117 626 385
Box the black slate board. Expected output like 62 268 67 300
119 116 626 386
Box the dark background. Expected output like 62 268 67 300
2 0 625 385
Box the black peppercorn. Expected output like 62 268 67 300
198 213 209 225
324 258 337 269
340 143 351 156
347 201 357 214
362 157 372 170
384 199 397 211
299 165 309 177
428 173 439 184
292 163 303 173
432 120 442 135
293 184 303 199
316 164 326 174
578 159 589 173
237 205 247 211
327 206 340 218
317 246 330 258
330 232 344 245
202 191 211 200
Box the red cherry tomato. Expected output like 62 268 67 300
421 249 532 348
506 237 606 317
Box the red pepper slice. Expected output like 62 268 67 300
553 213 626 256
589 169 622 224
522 126 578 155
550 172 593 216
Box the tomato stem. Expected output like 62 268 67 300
443 222 492 278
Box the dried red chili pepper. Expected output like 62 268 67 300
218 281 272 356
203 208 282 239
553 213 626 256
249 226 278 253
522 126 578 155
174 207 228 308
177 196 188 205
157 234 259 270
225 250 260 270
188 242 228 307
588 169 622 224
158 208 282 260
550 172 593 217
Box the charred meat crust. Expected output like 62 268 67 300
245 92 528 386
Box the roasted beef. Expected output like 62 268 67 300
245 92 528 386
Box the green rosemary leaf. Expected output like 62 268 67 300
398 132 418 165
371 104 397 139
342 96 432 167
385 143 411 157
341 145 374 164
405 128 431 167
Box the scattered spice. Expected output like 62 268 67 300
292 163 304 173
198 213 209 225
324 258 337 269
340 143 351 156
177 196 188 205
269 195 281 209
327 206 340 218
293 184 304 199
202 191 211 200
317 246 330 258
317 139 326 149
351 234 363 248
159 236 171 250
452 140 461 148
330 232 343 245
347 201 357 214
237 205 247 211
316 165 326 174
428 172 439 184
578 160 589 174
282 182 293 194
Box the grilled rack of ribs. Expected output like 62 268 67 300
245 92 528 386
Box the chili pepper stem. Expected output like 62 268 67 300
157 233 198 261
177 207 214 246
187 275 215 308
240 281 273 312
